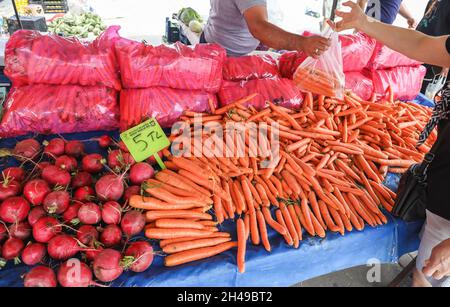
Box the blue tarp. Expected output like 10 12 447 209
0 130 423 287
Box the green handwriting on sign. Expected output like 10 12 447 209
120 118 170 168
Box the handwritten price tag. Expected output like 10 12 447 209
120 118 170 169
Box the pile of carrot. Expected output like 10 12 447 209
130 89 435 272
294 68 344 98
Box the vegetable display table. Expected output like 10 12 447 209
0 130 422 287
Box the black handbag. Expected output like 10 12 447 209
393 125 449 221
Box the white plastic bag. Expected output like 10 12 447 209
293 25 345 99
425 74 447 100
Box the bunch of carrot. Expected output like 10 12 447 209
131 90 435 272
294 67 344 98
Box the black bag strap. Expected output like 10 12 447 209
416 123 450 175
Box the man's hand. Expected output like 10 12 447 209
335 1 368 32
423 238 450 280
299 36 331 59
407 18 417 29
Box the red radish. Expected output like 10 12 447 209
42 165 71 187
108 150 135 171
78 203 102 225
85 244 104 261
74 186 95 202
118 141 129 153
100 225 122 247
43 138 65 157
65 140 85 158
2 167 25 182
0 196 30 223
77 225 99 245
82 154 105 174
62 204 81 225
37 162 52 172
55 155 78 172
28 206 46 226
97 135 112 148
47 234 81 260
121 211 145 237
93 249 124 282
1 237 24 260
71 172 93 189
124 186 141 201
95 174 124 202
24 266 57 288
129 162 154 185
124 241 154 273
32 217 62 243
13 139 41 160
23 179 51 206
147 151 163 166
101 201 122 225
43 191 70 214
0 179 21 201
9 222 31 240
22 243 46 265
0 223 7 243
58 260 98 287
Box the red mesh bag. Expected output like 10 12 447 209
120 88 218 130
4 26 122 90
223 54 279 81
278 51 308 79
368 42 423 71
340 32 376 72
115 40 226 92
0 85 119 137
345 72 374 101
369 65 426 101
218 78 303 110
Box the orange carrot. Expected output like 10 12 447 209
164 242 238 267
236 218 246 273
155 219 205 230
145 210 212 222
249 210 260 246
275 209 294 246
163 237 231 254
146 228 214 240
256 210 271 252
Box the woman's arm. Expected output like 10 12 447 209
398 3 417 29
335 1 450 67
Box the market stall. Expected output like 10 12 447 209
0 7 434 287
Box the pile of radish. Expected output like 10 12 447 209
0 136 156 287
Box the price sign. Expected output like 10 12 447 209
120 118 170 169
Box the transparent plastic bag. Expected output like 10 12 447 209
293 26 345 99
223 54 280 81
370 66 426 101
120 88 218 130
115 40 226 92
4 26 122 90
0 85 119 137
218 78 304 111
345 72 374 101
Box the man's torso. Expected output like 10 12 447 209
366 0 403 24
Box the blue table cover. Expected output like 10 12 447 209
0 130 423 287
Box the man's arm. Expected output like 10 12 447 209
398 3 417 28
423 238 450 280
335 1 450 67
243 6 330 58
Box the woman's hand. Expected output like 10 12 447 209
334 1 369 32
423 238 450 280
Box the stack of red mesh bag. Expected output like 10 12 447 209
115 40 226 130
0 26 122 137
219 54 303 110
364 43 425 101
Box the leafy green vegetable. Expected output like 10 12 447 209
178 7 203 26
47 12 107 38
